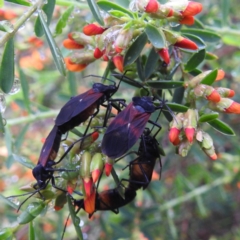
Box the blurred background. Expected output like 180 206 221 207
0 0 240 239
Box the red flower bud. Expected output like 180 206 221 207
145 0 159 13
174 36 198 50
179 15 195 25
216 87 235 98
63 39 84 49
158 48 170 64
182 1 203 16
91 169 101 183
210 153 218 161
172 136 181 146
184 127 195 143
102 55 109 61
105 162 113 176
113 55 124 72
67 185 74 194
169 127 181 144
94 48 104 59
83 23 106 36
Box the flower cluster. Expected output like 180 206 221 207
63 0 202 72
169 69 240 160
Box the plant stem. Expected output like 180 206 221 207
7 110 59 126
56 0 88 8
0 2 40 47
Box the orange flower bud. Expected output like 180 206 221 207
183 109 198 143
184 127 195 143
145 0 159 13
225 101 240 114
83 177 93 197
215 87 235 98
83 23 106 36
28 36 44 48
91 169 101 183
84 189 96 214
174 36 198 50
0 9 17 20
63 39 84 49
172 136 181 146
179 15 195 25
68 32 94 46
215 69 225 81
205 89 221 103
158 48 170 64
65 57 87 72
181 1 203 16
113 55 124 72
169 127 181 144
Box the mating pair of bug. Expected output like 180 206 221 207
11 75 168 213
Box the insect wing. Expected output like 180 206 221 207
38 125 61 166
102 103 151 158
55 89 103 126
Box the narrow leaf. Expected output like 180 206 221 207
199 113 219 123
109 10 129 19
0 38 14 93
18 67 31 112
0 112 4 133
0 194 18 210
14 124 29 151
136 57 145 81
221 0 229 26
54 5 74 36
146 80 184 89
97 0 134 18
12 154 35 169
39 10 66 76
145 24 166 49
35 0 56 37
67 195 83 240
205 52 218 60
144 48 159 79
200 69 218 86
208 119 235 135
184 49 205 72
166 103 188 112
5 0 30 6
124 32 148 66
87 0 104 25
181 29 221 43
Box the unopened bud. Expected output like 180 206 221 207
174 36 198 50
83 23 106 36
208 98 240 114
69 32 95 46
113 55 124 72
137 0 160 13
105 157 114 176
90 153 104 183
114 28 133 53
193 84 221 102
183 109 198 143
65 57 87 72
94 47 104 59
63 39 84 49
181 1 203 17
157 48 170 64
84 189 96 214
178 139 192 157
215 87 235 98
169 113 183 144
71 51 96 65
80 151 92 179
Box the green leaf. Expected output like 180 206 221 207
0 38 14 93
87 0 104 25
221 0 229 26
12 154 35 169
5 0 30 6
0 0 3 7
14 124 29 151
124 32 148 66
181 29 221 43
136 58 145 81
208 119 235 136
146 80 184 89
97 0 133 18
67 195 83 240
35 0 56 37
0 112 4 133
29 221 35 240
39 10 66 76
109 10 129 19
166 103 188 112
18 67 31 112
205 52 218 60
200 69 218 86
199 113 219 123
0 193 18 210
182 33 206 50
144 48 159 80
184 49 205 72
0 227 13 239
145 24 166 49
54 5 74 36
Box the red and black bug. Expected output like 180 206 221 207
74 128 161 215
101 96 163 159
